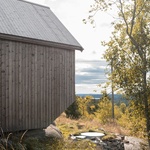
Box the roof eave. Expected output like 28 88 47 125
0 33 84 51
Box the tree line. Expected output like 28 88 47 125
65 92 147 138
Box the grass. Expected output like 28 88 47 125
0 134 97 150
0 113 130 150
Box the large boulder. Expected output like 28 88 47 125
44 124 63 139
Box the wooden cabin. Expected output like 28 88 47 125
0 0 83 131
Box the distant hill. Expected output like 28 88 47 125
76 94 128 104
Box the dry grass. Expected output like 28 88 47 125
55 113 129 138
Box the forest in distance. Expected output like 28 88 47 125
76 94 127 104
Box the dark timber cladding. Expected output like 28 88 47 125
0 39 75 131
0 0 83 131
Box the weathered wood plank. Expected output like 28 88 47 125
40 47 44 127
22 43 26 130
61 50 65 113
72 50 75 103
1 40 6 129
43 46 47 127
48 48 52 123
28 44 32 129
66 50 70 110
7 42 12 130
18 42 23 130
45 47 49 126
11 41 16 131
43 47 46 127
54 50 58 119
63 49 66 111
59 51 62 113
0 40 2 128
5 41 9 129
15 42 19 130
37 46 41 128
51 48 55 122
34 46 38 129
24 44 29 128
31 45 35 129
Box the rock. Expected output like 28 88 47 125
124 136 148 150
97 135 149 150
105 139 124 150
44 124 63 139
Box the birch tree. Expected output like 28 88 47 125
85 0 150 146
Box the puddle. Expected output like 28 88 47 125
71 132 105 140
80 132 104 139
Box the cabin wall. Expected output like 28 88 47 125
0 39 75 131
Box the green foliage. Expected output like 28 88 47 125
94 92 122 124
65 95 96 119
119 103 127 113
95 98 112 124
118 100 146 138
87 100 99 115
65 97 81 119
95 91 112 123
78 96 94 117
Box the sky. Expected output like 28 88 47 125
27 0 115 94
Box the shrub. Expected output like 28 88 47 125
117 101 146 138
65 100 81 119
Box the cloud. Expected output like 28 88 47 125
75 59 108 85
76 75 107 84
75 84 101 94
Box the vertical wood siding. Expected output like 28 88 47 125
0 39 75 131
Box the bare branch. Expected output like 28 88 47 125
119 0 144 61
130 0 136 35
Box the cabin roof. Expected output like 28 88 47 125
0 0 83 50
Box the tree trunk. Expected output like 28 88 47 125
143 71 150 148
111 61 115 120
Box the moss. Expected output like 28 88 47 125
102 134 116 141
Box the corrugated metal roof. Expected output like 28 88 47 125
0 0 83 50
